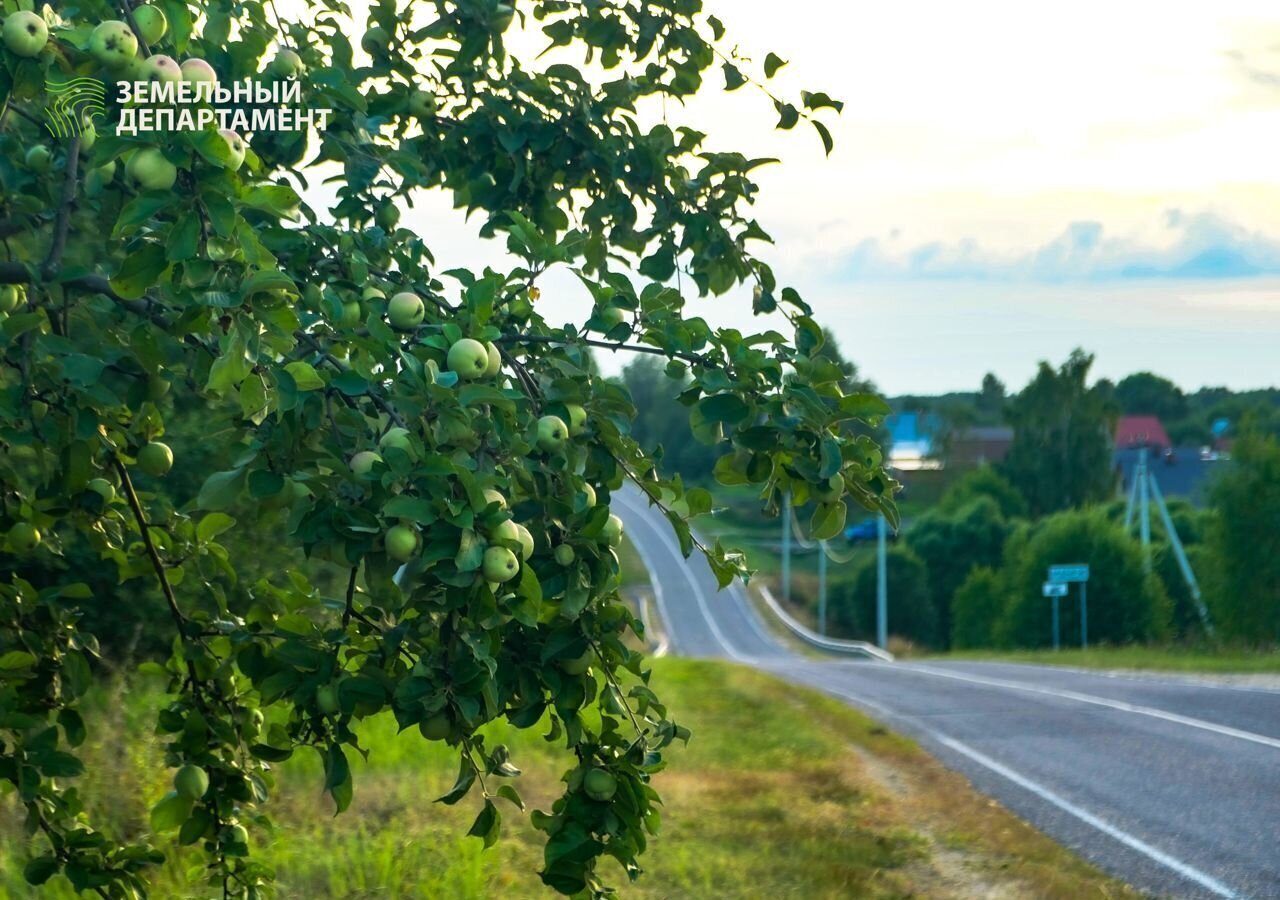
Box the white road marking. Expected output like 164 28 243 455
613 492 750 663
936 736 1240 899
896 664 1280 752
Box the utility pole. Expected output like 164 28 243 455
876 513 888 650
782 492 792 603
817 541 828 636
1138 446 1152 574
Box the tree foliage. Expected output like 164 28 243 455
0 1 892 896
834 546 935 647
1002 350 1116 516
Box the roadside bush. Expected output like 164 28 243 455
833 546 938 647
907 496 1011 648
939 465 1028 520
995 510 1171 648
951 567 1005 649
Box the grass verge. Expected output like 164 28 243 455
1 660 1138 898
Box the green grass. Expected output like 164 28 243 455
1 660 1138 899
937 645 1280 673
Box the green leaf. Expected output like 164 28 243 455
196 469 246 511
764 52 788 78
810 500 847 541
109 243 168 299
196 512 236 542
23 856 58 886
149 792 194 832
0 650 36 670
467 799 501 848
283 361 324 391
776 102 799 130
166 214 201 262
437 754 476 805
812 120 834 156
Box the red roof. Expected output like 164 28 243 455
1115 416 1170 450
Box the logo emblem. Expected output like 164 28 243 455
44 76 106 138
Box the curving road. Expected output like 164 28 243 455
613 488 1280 900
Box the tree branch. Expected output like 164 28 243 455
41 136 80 280
495 333 714 368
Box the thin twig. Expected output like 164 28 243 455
41 136 80 280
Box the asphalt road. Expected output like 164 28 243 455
613 488 1280 900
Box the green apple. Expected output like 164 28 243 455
484 342 501 377
85 160 116 197
385 524 420 562
87 477 116 504
560 648 593 675
78 121 98 153
482 545 519 583
25 145 51 173
137 441 173 477
583 767 617 802
126 147 177 191
30 400 47 420
446 338 489 380
408 90 436 118
219 129 246 171
513 523 534 561
132 5 168 44
181 58 217 86
601 513 623 547
565 404 587 435
4 11 48 58
490 519 520 545
362 287 386 302
482 488 506 509
554 544 575 566
379 427 413 454
146 373 169 401
173 764 208 801
0 285 23 313
225 823 249 847
350 450 381 475
238 708 264 736
361 25 390 55
419 713 450 741
375 203 399 230
814 474 844 503
269 48 304 79
580 483 597 509
144 54 182 83
536 415 568 452
88 20 138 69
315 683 340 715
595 307 625 331
8 522 41 552
387 291 424 330
337 299 362 327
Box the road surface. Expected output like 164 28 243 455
613 489 1280 900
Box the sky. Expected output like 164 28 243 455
295 0 1280 395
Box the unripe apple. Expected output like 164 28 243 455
269 48 304 79
482 488 506 509
226 823 249 846
482 545 519 583
361 25 390 55
595 307 626 331
84 161 116 197
554 544 575 566
446 338 489 380
491 519 520 544
4 11 48 58
583 767 617 802
78 122 98 153
181 58 217 86
0 285 23 313
29 400 47 420
362 287 386 302
173 764 209 801
9 522 41 552
580 483 596 509
419 713 451 741
87 477 116 505
565 404 587 435
147 374 170 401
238 708 264 735
337 299 363 327
24 145 51 173
560 648 593 675
137 441 173 477
350 451 382 475
132 5 168 45
316 683 340 715
408 90 436 118
219 129 246 171
484 342 502 377
126 147 177 191
144 54 182 83
513 523 534 561
387 292 424 330
601 513 624 547
385 524 419 562
536 415 568 452
375 203 400 230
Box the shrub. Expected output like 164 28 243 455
951 567 1005 649
833 546 938 647
939 465 1027 520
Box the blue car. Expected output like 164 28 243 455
844 519 895 543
